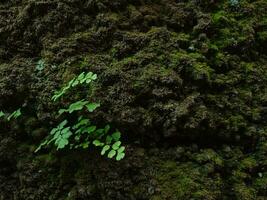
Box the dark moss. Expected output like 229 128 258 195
0 0 267 199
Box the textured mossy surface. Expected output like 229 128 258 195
0 0 267 199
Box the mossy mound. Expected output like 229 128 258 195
0 0 267 199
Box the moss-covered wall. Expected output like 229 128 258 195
0 0 266 199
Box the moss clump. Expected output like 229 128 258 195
233 183 257 200
151 160 222 200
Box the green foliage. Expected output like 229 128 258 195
52 72 97 101
99 131 125 161
7 108 22 121
36 72 125 161
35 120 72 152
72 117 125 161
36 116 125 161
0 108 22 121
58 100 100 115
0 111 4 118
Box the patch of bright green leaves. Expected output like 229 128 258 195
52 72 97 101
36 72 125 161
58 100 100 115
0 108 22 121
95 130 125 160
35 120 72 152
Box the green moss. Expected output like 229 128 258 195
253 173 267 195
152 161 198 199
152 160 222 200
1 0 267 199
212 11 230 27
106 12 120 21
35 153 57 167
257 31 267 42
225 115 247 131
240 157 257 170
195 149 224 167
190 62 214 81
234 183 257 200
169 50 213 81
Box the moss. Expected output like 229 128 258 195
152 161 198 199
195 149 224 167
189 62 214 81
212 11 230 27
31 127 48 141
169 50 213 81
253 173 267 196
59 153 81 185
34 153 58 167
225 115 247 132
152 160 222 200
1 0 267 199
257 31 267 43
233 183 257 200
240 157 257 171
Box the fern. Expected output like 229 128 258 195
36 71 125 161
35 120 72 152
52 72 97 101
58 100 100 115
36 116 125 161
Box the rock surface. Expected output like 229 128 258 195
0 0 267 199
